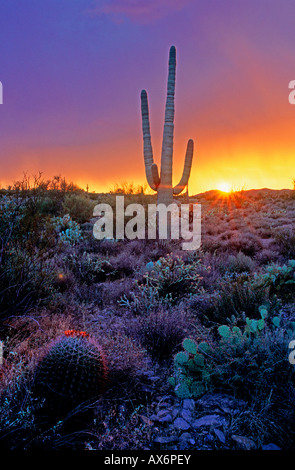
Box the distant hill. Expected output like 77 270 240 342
190 188 294 201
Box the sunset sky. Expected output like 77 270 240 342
0 0 295 195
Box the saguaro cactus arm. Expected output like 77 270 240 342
141 89 160 190
173 139 194 195
151 162 160 187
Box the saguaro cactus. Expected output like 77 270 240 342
141 45 194 206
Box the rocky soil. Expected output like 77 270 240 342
141 391 281 451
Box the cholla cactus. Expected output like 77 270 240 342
141 45 194 206
33 330 107 418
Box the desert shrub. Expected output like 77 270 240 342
214 318 295 448
0 247 58 318
83 310 151 388
62 251 113 284
228 231 263 256
198 235 218 253
135 309 190 362
2 312 78 360
255 248 280 265
141 253 202 302
187 291 220 319
119 254 202 313
92 330 149 390
209 273 269 325
0 362 40 449
108 249 144 278
70 282 104 306
0 196 24 248
272 227 295 259
253 260 295 301
119 281 163 315
170 310 295 438
62 193 96 224
256 226 272 239
210 311 295 404
202 230 263 257
97 279 134 307
77 236 123 258
0 195 57 255
140 239 177 261
51 214 83 245
38 196 61 216
224 252 256 274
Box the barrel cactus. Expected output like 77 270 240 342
140 45 194 206
33 330 107 418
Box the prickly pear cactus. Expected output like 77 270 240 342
33 330 107 417
169 338 211 399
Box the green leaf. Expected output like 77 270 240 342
272 316 280 328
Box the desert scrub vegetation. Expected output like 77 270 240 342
169 306 295 448
119 253 203 314
62 193 97 224
0 183 295 449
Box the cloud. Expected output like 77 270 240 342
88 0 192 23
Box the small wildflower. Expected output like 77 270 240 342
64 329 89 338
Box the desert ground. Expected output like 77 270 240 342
0 179 295 450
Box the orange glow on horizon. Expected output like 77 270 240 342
1 110 295 196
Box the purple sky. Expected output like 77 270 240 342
1 0 295 193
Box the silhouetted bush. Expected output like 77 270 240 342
62 194 96 224
135 309 190 362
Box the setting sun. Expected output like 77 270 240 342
217 182 231 193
